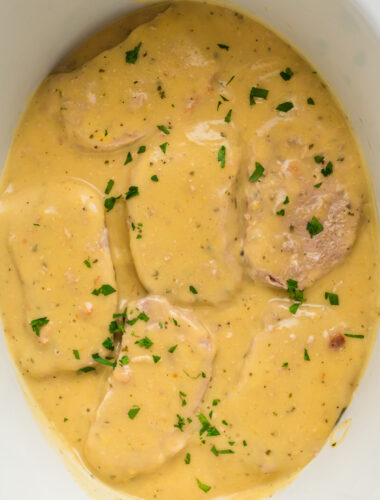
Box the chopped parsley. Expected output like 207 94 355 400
104 129 108 136
92 284 116 296
249 162 264 182
189 285 198 294
125 42 142 64
135 337 154 349
119 355 130 366
126 311 149 326
280 67 294 81
128 407 140 419
217 43 229 50
218 145 226 168
276 101 294 112
197 413 220 437
30 317 49 337
168 344 178 353
157 124 170 135
226 75 235 85
283 196 290 204
152 355 161 364
174 414 186 431
92 353 116 368
286 279 305 302
124 152 133 165
289 303 300 314
220 94 229 102
344 333 365 339
104 195 121 212
83 259 91 268
77 366 95 373
212 399 220 406
73 349 80 360
314 155 325 164
185 453 191 464
109 320 125 335
125 186 139 200
314 182 322 188
137 145 146 154
104 179 114 195
282 362 289 367
250 86 269 105
224 109 232 123
211 445 234 456
307 97 315 105
304 348 310 361
196 478 211 493
151 174 159 182
325 292 339 305
321 161 333 177
102 337 114 351
159 142 168 153
179 391 187 406
276 209 285 216
306 216 324 237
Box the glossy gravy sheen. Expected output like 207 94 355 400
0 2 379 499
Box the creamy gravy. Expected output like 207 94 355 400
0 2 379 499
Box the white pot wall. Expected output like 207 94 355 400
0 1 379 499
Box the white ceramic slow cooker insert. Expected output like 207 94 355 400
0 1 379 499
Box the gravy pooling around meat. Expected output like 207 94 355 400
0 3 379 500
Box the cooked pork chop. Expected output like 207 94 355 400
50 6 219 152
85 296 213 481
244 159 361 290
2 181 117 377
127 123 243 305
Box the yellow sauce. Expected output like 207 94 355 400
0 2 379 499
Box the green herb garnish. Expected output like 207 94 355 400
92 353 116 368
321 161 333 177
304 348 310 361
128 407 140 419
211 445 234 456
73 349 80 360
249 162 264 182
137 145 146 154
185 453 191 464
135 336 153 349
159 142 168 153
151 174 159 182
30 317 49 337
124 152 133 165
189 285 198 294
217 43 229 50
325 292 339 305
125 186 139 200
276 101 294 112
344 333 364 339
152 355 161 364
174 414 186 431
224 109 232 123
102 337 114 351
77 366 95 373
168 344 178 353
276 209 285 216
104 195 121 212
280 67 294 81
218 145 226 168
104 179 114 195
307 97 315 105
196 479 212 493
125 42 142 64
119 355 130 367
92 284 116 296
157 124 170 135
306 216 324 237
250 86 269 105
